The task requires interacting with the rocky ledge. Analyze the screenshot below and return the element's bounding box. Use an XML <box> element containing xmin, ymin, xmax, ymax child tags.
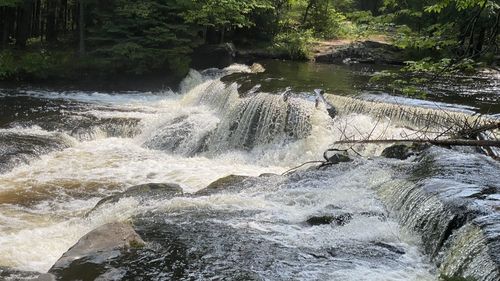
<box><xmin>314</xmin><ymin>40</ymin><xmax>405</xmax><ymax>65</ymax></box>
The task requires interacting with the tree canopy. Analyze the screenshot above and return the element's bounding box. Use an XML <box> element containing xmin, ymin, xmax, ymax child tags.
<box><xmin>0</xmin><ymin>0</ymin><xmax>498</xmax><ymax>81</ymax></box>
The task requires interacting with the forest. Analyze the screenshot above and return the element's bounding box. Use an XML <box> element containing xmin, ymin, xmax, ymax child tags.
<box><xmin>0</xmin><ymin>0</ymin><xmax>499</xmax><ymax>82</ymax></box>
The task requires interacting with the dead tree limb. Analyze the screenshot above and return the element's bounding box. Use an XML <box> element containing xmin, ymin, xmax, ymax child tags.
<box><xmin>334</xmin><ymin>139</ymin><xmax>500</xmax><ymax>147</ymax></box>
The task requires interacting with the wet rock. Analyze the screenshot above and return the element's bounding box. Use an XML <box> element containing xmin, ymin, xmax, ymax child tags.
<box><xmin>381</xmin><ymin>144</ymin><xmax>414</xmax><ymax>160</ymax></box>
<box><xmin>381</xmin><ymin>143</ymin><xmax>430</xmax><ymax>160</ymax></box>
<box><xmin>373</xmin><ymin>242</ymin><xmax>405</xmax><ymax>255</ymax></box>
<box><xmin>326</xmin><ymin>153</ymin><xmax>352</xmax><ymax>164</ymax></box>
<box><xmin>88</xmin><ymin>183</ymin><xmax>182</xmax><ymax>215</ymax></box>
<box><xmin>306</xmin><ymin>213</ymin><xmax>353</xmax><ymax>226</ymax></box>
<box><xmin>195</xmin><ymin>175</ymin><xmax>250</xmax><ymax>196</ymax></box>
<box><xmin>258</xmin><ymin>173</ymin><xmax>279</xmax><ymax>178</ymax></box>
<box><xmin>315</xmin><ymin>40</ymin><xmax>404</xmax><ymax>65</ymax></box>
<box><xmin>0</xmin><ymin>266</ymin><xmax>41</xmax><ymax>280</ymax></box>
<box><xmin>0</xmin><ymin>132</ymin><xmax>73</xmax><ymax>174</ymax></box>
<box><xmin>48</xmin><ymin>222</ymin><xmax>145</xmax><ymax>280</ymax></box>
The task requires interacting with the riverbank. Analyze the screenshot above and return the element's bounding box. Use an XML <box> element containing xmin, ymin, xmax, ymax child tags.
<box><xmin>0</xmin><ymin>38</ymin><xmax>405</xmax><ymax>91</ymax></box>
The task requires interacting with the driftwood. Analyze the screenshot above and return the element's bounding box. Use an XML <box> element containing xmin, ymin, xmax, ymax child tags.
<box><xmin>334</xmin><ymin>139</ymin><xmax>500</xmax><ymax>147</ymax></box>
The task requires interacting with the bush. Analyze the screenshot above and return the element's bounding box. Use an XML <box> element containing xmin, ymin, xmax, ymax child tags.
<box><xmin>272</xmin><ymin>29</ymin><xmax>315</xmax><ymax>60</ymax></box>
<box><xmin>0</xmin><ymin>50</ymin><xmax>18</xmax><ymax>79</ymax></box>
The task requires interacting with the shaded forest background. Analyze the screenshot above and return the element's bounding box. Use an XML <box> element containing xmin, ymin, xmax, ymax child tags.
<box><xmin>0</xmin><ymin>0</ymin><xmax>499</xmax><ymax>82</ymax></box>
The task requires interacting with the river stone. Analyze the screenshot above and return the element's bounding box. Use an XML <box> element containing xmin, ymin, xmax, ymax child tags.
<box><xmin>306</xmin><ymin>213</ymin><xmax>353</xmax><ymax>226</ymax></box>
<box><xmin>381</xmin><ymin>144</ymin><xmax>414</xmax><ymax>160</ymax></box>
<box><xmin>89</xmin><ymin>183</ymin><xmax>182</xmax><ymax>214</ymax></box>
<box><xmin>250</xmin><ymin>63</ymin><xmax>265</xmax><ymax>73</ymax></box>
<box><xmin>47</xmin><ymin>222</ymin><xmax>144</xmax><ymax>280</ymax></box>
<box><xmin>195</xmin><ymin>175</ymin><xmax>250</xmax><ymax>196</ymax></box>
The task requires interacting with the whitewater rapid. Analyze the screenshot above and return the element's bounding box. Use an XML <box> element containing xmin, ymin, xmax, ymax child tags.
<box><xmin>0</xmin><ymin>64</ymin><xmax>441</xmax><ymax>280</ymax></box>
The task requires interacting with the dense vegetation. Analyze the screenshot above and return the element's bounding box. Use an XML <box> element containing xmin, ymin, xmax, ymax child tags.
<box><xmin>0</xmin><ymin>0</ymin><xmax>498</xmax><ymax>82</ymax></box>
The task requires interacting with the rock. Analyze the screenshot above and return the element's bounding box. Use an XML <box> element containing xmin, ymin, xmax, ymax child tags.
<box><xmin>88</xmin><ymin>183</ymin><xmax>182</xmax><ymax>215</ymax></box>
<box><xmin>250</xmin><ymin>63</ymin><xmax>265</xmax><ymax>73</ymax></box>
<box><xmin>326</xmin><ymin>153</ymin><xmax>352</xmax><ymax>164</ymax></box>
<box><xmin>381</xmin><ymin>143</ymin><xmax>430</xmax><ymax>160</ymax></box>
<box><xmin>314</xmin><ymin>40</ymin><xmax>404</xmax><ymax>65</ymax></box>
<box><xmin>0</xmin><ymin>266</ymin><xmax>42</xmax><ymax>280</ymax></box>
<box><xmin>195</xmin><ymin>175</ymin><xmax>250</xmax><ymax>196</ymax></box>
<box><xmin>381</xmin><ymin>144</ymin><xmax>414</xmax><ymax>160</ymax></box>
<box><xmin>35</xmin><ymin>273</ymin><xmax>56</xmax><ymax>281</ymax></box>
<box><xmin>258</xmin><ymin>173</ymin><xmax>279</xmax><ymax>178</ymax></box>
<box><xmin>306</xmin><ymin>213</ymin><xmax>353</xmax><ymax>226</ymax></box>
<box><xmin>48</xmin><ymin>222</ymin><xmax>145</xmax><ymax>279</ymax></box>
<box><xmin>236</xmin><ymin>48</ymin><xmax>291</xmax><ymax>61</ymax></box>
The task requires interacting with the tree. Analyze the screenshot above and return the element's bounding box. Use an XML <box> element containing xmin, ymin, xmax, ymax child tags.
<box><xmin>182</xmin><ymin>0</ymin><xmax>272</xmax><ymax>43</ymax></box>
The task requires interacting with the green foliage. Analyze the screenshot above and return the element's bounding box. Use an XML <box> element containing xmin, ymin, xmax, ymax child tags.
<box><xmin>0</xmin><ymin>0</ymin><xmax>21</xmax><ymax>7</ymax></box>
<box><xmin>0</xmin><ymin>50</ymin><xmax>18</xmax><ymax>79</ymax></box>
<box><xmin>183</xmin><ymin>0</ymin><xmax>272</xmax><ymax>29</ymax></box>
<box><xmin>0</xmin><ymin>50</ymin><xmax>74</xmax><ymax>80</ymax></box>
<box><xmin>87</xmin><ymin>0</ymin><xmax>197</xmax><ymax>77</ymax></box>
<box><xmin>272</xmin><ymin>29</ymin><xmax>315</xmax><ymax>60</ymax></box>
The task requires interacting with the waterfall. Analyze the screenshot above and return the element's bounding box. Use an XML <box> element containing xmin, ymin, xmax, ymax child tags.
<box><xmin>377</xmin><ymin>147</ymin><xmax>500</xmax><ymax>281</ymax></box>
<box><xmin>326</xmin><ymin>94</ymin><xmax>497</xmax><ymax>130</ymax></box>
<box><xmin>143</xmin><ymin>69</ymin><xmax>324</xmax><ymax>154</ymax></box>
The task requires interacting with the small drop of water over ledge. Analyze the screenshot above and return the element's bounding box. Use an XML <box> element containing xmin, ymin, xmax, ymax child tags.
<box><xmin>0</xmin><ymin>62</ymin><xmax>498</xmax><ymax>280</ymax></box>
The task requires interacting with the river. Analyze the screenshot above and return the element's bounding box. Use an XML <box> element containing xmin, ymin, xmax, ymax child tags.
<box><xmin>0</xmin><ymin>61</ymin><xmax>499</xmax><ymax>280</ymax></box>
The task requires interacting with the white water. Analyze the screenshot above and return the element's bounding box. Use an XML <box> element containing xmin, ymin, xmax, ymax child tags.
<box><xmin>0</xmin><ymin>65</ymin><xmax>437</xmax><ymax>279</ymax></box>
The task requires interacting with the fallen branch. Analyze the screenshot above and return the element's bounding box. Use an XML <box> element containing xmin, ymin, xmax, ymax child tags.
<box><xmin>334</xmin><ymin>139</ymin><xmax>500</xmax><ymax>147</ymax></box>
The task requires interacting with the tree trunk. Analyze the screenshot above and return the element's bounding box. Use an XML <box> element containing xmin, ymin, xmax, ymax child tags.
<box><xmin>219</xmin><ymin>26</ymin><xmax>225</xmax><ymax>44</ymax></box>
<box><xmin>46</xmin><ymin>0</ymin><xmax>57</xmax><ymax>43</ymax></box>
<box><xmin>78</xmin><ymin>0</ymin><xmax>85</xmax><ymax>56</ymax></box>
<box><xmin>16</xmin><ymin>3</ymin><xmax>33</xmax><ymax>48</ymax></box>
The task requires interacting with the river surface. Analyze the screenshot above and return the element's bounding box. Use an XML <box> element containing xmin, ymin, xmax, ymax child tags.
<box><xmin>0</xmin><ymin>61</ymin><xmax>499</xmax><ymax>280</ymax></box>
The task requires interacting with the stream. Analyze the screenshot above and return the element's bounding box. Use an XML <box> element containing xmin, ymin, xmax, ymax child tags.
<box><xmin>0</xmin><ymin>61</ymin><xmax>499</xmax><ymax>281</ymax></box>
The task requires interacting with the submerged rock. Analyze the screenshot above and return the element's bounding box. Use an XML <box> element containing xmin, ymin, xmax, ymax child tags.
<box><xmin>88</xmin><ymin>183</ymin><xmax>182</xmax><ymax>215</ymax></box>
<box><xmin>47</xmin><ymin>222</ymin><xmax>144</xmax><ymax>280</ymax></box>
<box><xmin>195</xmin><ymin>175</ymin><xmax>250</xmax><ymax>196</ymax></box>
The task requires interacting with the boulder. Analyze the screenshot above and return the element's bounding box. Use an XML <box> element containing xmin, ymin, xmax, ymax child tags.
<box><xmin>306</xmin><ymin>213</ymin><xmax>353</xmax><ymax>226</ymax></box>
<box><xmin>47</xmin><ymin>222</ymin><xmax>144</xmax><ymax>280</ymax></box>
<box><xmin>381</xmin><ymin>144</ymin><xmax>414</xmax><ymax>160</ymax></box>
<box><xmin>195</xmin><ymin>175</ymin><xmax>250</xmax><ymax>196</ymax></box>
<box><xmin>381</xmin><ymin>143</ymin><xmax>430</xmax><ymax>160</ymax></box>
<box><xmin>88</xmin><ymin>183</ymin><xmax>182</xmax><ymax>215</ymax></box>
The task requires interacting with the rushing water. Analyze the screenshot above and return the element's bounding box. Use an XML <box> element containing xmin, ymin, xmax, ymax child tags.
<box><xmin>0</xmin><ymin>62</ymin><xmax>498</xmax><ymax>280</ymax></box>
